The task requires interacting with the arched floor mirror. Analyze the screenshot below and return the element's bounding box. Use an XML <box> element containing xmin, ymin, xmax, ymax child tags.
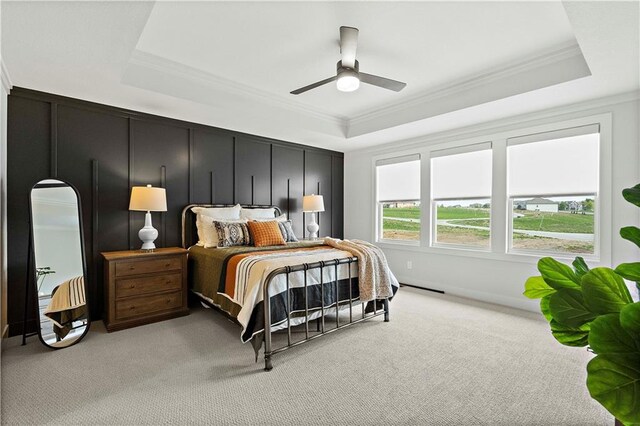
<box><xmin>25</xmin><ymin>178</ymin><xmax>91</xmax><ymax>348</ymax></box>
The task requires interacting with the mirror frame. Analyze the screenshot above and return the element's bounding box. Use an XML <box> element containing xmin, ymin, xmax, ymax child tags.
<box><xmin>28</xmin><ymin>178</ymin><xmax>91</xmax><ymax>349</ymax></box>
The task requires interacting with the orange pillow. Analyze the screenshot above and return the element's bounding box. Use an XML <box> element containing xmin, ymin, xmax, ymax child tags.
<box><xmin>247</xmin><ymin>220</ymin><xmax>286</xmax><ymax>247</ymax></box>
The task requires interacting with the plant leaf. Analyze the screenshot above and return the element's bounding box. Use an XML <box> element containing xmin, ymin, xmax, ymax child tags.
<box><xmin>538</xmin><ymin>257</ymin><xmax>581</xmax><ymax>289</ymax></box>
<box><xmin>523</xmin><ymin>276</ymin><xmax>556</xmax><ymax>299</ymax></box>
<box><xmin>589</xmin><ymin>313</ymin><xmax>640</xmax><ymax>355</ymax></box>
<box><xmin>615</xmin><ymin>263</ymin><xmax>640</xmax><ymax>282</ymax></box>
<box><xmin>622</xmin><ymin>183</ymin><xmax>640</xmax><ymax>208</ymax></box>
<box><xmin>549</xmin><ymin>288</ymin><xmax>596</xmax><ymax>328</ymax></box>
<box><xmin>587</xmin><ymin>354</ymin><xmax>640</xmax><ymax>424</ymax></box>
<box><xmin>550</xmin><ymin>319</ymin><xmax>590</xmax><ymax>347</ymax></box>
<box><xmin>572</xmin><ymin>256</ymin><xmax>590</xmax><ymax>278</ymax></box>
<box><xmin>582</xmin><ymin>267</ymin><xmax>633</xmax><ymax>314</ymax></box>
<box><xmin>540</xmin><ymin>295</ymin><xmax>553</xmax><ymax>322</ymax></box>
<box><xmin>620</xmin><ymin>226</ymin><xmax>640</xmax><ymax>249</ymax></box>
<box><xmin>620</xmin><ymin>302</ymin><xmax>640</xmax><ymax>336</ymax></box>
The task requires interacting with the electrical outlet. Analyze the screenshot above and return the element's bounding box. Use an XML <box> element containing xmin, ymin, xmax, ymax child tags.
<box><xmin>407</xmin><ymin>260</ymin><xmax>412</xmax><ymax>270</ymax></box>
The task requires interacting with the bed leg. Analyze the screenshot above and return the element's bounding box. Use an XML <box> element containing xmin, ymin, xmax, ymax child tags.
<box><xmin>384</xmin><ymin>299</ymin><xmax>390</xmax><ymax>322</ymax></box>
<box><xmin>264</xmin><ymin>353</ymin><xmax>273</xmax><ymax>371</ymax></box>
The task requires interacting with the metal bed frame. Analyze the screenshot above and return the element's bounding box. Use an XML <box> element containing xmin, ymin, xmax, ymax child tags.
<box><xmin>182</xmin><ymin>204</ymin><xmax>390</xmax><ymax>371</ymax></box>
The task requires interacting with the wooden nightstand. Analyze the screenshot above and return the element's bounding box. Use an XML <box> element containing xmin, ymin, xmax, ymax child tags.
<box><xmin>102</xmin><ymin>247</ymin><xmax>189</xmax><ymax>332</ymax></box>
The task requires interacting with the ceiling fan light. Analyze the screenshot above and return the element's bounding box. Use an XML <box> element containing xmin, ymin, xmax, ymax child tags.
<box><xmin>336</xmin><ymin>70</ymin><xmax>360</xmax><ymax>92</ymax></box>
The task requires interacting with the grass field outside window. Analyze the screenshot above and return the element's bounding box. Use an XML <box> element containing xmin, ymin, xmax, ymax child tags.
<box><xmin>509</xmin><ymin>195</ymin><xmax>596</xmax><ymax>254</ymax></box>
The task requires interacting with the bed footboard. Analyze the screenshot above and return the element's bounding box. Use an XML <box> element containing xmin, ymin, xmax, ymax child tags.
<box><xmin>262</xmin><ymin>257</ymin><xmax>390</xmax><ymax>371</ymax></box>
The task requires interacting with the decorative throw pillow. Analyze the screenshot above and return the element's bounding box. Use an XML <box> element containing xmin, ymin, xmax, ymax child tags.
<box><xmin>213</xmin><ymin>220</ymin><xmax>252</xmax><ymax>247</ymax></box>
<box><xmin>277</xmin><ymin>220</ymin><xmax>299</xmax><ymax>242</ymax></box>
<box><xmin>247</xmin><ymin>221</ymin><xmax>286</xmax><ymax>247</ymax></box>
<box><xmin>200</xmin><ymin>218</ymin><xmax>247</xmax><ymax>248</ymax></box>
<box><xmin>240</xmin><ymin>207</ymin><xmax>276</xmax><ymax>220</ymax></box>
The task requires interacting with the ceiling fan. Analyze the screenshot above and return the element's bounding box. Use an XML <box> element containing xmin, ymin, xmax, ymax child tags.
<box><xmin>290</xmin><ymin>26</ymin><xmax>407</xmax><ymax>95</ymax></box>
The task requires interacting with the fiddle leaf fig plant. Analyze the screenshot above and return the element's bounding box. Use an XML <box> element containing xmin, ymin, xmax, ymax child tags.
<box><xmin>524</xmin><ymin>183</ymin><xmax>640</xmax><ymax>425</ymax></box>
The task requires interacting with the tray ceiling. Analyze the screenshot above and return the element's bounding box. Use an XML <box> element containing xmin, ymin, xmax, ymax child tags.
<box><xmin>2</xmin><ymin>1</ymin><xmax>638</xmax><ymax>151</ymax></box>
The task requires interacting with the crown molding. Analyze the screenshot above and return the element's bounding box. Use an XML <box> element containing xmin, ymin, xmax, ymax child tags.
<box><xmin>127</xmin><ymin>50</ymin><xmax>347</xmax><ymax>127</ymax></box>
<box><xmin>347</xmin><ymin>42</ymin><xmax>588</xmax><ymax>136</ymax></box>
<box><xmin>348</xmin><ymin>89</ymin><xmax>639</xmax><ymax>156</ymax></box>
<box><xmin>1</xmin><ymin>61</ymin><xmax>13</xmax><ymax>93</ymax></box>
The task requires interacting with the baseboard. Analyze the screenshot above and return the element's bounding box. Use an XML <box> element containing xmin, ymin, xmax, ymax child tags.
<box><xmin>395</xmin><ymin>274</ymin><xmax>539</xmax><ymax>313</ymax></box>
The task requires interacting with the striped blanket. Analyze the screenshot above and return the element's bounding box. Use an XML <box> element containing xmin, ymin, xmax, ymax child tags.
<box><xmin>221</xmin><ymin>246</ymin><xmax>360</xmax><ymax>343</ymax></box>
<box><xmin>44</xmin><ymin>276</ymin><xmax>87</xmax><ymax>339</ymax></box>
<box><xmin>189</xmin><ymin>242</ymin><xmax>399</xmax><ymax>347</ymax></box>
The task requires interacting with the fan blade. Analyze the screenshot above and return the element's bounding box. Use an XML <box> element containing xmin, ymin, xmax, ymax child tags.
<box><xmin>339</xmin><ymin>26</ymin><xmax>359</xmax><ymax>69</ymax></box>
<box><xmin>290</xmin><ymin>76</ymin><xmax>337</xmax><ymax>95</ymax></box>
<box><xmin>360</xmin><ymin>72</ymin><xmax>406</xmax><ymax>92</ymax></box>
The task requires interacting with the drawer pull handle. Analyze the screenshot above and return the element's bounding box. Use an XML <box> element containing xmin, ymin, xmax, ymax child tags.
<box><xmin>166</xmin><ymin>299</ymin><xmax>171</xmax><ymax>303</ymax></box>
<box><xmin>130</xmin><ymin>285</ymin><xmax>135</xmax><ymax>289</ymax></box>
<box><xmin>129</xmin><ymin>266</ymin><xmax>135</xmax><ymax>270</ymax></box>
<box><xmin>130</xmin><ymin>306</ymin><xmax>135</xmax><ymax>310</ymax></box>
<box><xmin>165</xmin><ymin>263</ymin><xmax>171</xmax><ymax>267</ymax></box>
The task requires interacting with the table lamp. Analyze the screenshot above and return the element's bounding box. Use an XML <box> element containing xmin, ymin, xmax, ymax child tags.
<box><xmin>303</xmin><ymin>194</ymin><xmax>325</xmax><ymax>239</ymax></box>
<box><xmin>129</xmin><ymin>184</ymin><xmax>167</xmax><ymax>250</ymax></box>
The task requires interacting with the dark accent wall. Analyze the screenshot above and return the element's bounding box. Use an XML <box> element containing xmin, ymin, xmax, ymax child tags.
<box><xmin>7</xmin><ymin>87</ymin><xmax>344</xmax><ymax>335</ymax></box>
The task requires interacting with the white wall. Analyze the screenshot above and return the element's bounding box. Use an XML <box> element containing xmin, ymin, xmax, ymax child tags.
<box><xmin>345</xmin><ymin>93</ymin><xmax>640</xmax><ymax>312</ymax></box>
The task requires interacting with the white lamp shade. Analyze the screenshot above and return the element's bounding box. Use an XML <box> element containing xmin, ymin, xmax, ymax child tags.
<box><xmin>303</xmin><ymin>194</ymin><xmax>325</xmax><ymax>212</ymax></box>
<box><xmin>129</xmin><ymin>185</ymin><xmax>167</xmax><ymax>212</ymax></box>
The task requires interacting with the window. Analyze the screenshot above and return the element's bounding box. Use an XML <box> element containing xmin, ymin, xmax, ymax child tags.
<box><xmin>430</xmin><ymin>143</ymin><xmax>492</xmax><ymax>249</ymax></box>
<box><xmin>507</xmin><ymin>124</ymin><xmax>599</xmax><ymax>255</ymax></box>
<box><xmin>376</xmin><ymin>155</ymin><xmax>420</xmax><ymax>242</ymax></box>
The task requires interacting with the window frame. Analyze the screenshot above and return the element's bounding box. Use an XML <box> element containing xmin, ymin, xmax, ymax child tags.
<box><xmin>429</xmin><ymin>143</ymin><xmax>493</xmax><ymax>251</ymax></box>
<box><xmin>374</xmin><ymin>153</ymin><xmax>422</xmax><ymax>246</ymax></box>
<box><xmin>371</xmin><ymin>113</ymin><xmax>612</xmax><ymax>265</ymax></box>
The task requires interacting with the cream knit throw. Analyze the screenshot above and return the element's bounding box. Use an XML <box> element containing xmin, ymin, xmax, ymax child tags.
<box><xmin>323</xmin><ymin>238</ymin><xmax>397</xmax><ymax>302</ymax></box>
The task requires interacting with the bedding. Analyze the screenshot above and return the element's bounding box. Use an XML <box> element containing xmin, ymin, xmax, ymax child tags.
<box><xmin>189</xmin><ymin>241</ymin><xmax>399</xmax><ymax>344</ymax></box>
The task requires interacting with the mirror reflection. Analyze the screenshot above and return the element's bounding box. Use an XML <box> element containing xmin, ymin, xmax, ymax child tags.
<box><xmin>31</xmin><ymin>179</ymin><xmax>90</xmax><ymax>348</ymax></box>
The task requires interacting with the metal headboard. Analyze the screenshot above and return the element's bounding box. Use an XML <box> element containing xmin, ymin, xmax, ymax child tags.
<box><xmin>181</xmin><ymin>204</ymin><xmax>283</xmax><ymax>248</ymax></box>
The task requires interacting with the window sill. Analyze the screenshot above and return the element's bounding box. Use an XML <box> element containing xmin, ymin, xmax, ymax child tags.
<box><xmin>375</xmin><ymin>241</ymin><xmax>604</xmax><ymax>266</ymax></box>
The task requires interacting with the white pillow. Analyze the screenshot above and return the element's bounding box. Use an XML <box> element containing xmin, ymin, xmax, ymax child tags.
<box><xmin>192</xmin><ymin>205</ymin><xmax>241</xmax><ymax>245</ymax></box>
<box><xmin>240</xmin><ymin>207</ymin><xmax>276</xmax><ymax>219</ymax></box>
<box><xmin>192</xmin><ymin>204</ymin><xmax>241</xmax><ymax>219</ymax></box>
<box><xmin>199</xmin><ymin>217</ymin><xmax>248</xmax><ymax>248</ymax></box>
<box><xmin>252</xmin><ymin>214</ymin><xmax>287</xmax><ymax>222</ymax></box>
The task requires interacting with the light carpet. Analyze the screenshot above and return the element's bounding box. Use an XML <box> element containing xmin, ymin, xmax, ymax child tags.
<box><xmin>1</xmin><ymin>287</ymin><xmax>611</xmax><ymax>425</ymax></box>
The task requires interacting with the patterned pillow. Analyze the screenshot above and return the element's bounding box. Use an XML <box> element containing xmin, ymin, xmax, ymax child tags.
<box><xmin>247</xmin><ymin>221</ymin><xmax>286</xmax><ymax>247</ymax></box>
<box><xmin>278</xmin><ymin>220</ymin><xmax>299</xmax><ymax>242</ymax></box>
<box><xmin>201</xmin><ymin>218</ymin><xmax>247</xmax><ymax>248</ymax></box>
<box><xmin>213</xmin><ymin>221</ymin><xmax>252</xmax><ymax>247</ymax></box>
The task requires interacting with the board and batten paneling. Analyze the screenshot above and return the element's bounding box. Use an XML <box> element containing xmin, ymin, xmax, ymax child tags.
<box><xmin>6</xmin><ymin>96</ymin><xmax>51</xmax><ymax>331</ymax></box>
<box><xmin>304</xmin><ymin>151</ymin><xmax>332</xmax><ymax>238</ymax></box>
<box><xmin>6</xmin><ymin>87</ymin><xmax>343</xmax><ymax>335</ymax></box>
<box><xmin>130</xmin><ymin>119</ymin><xmax>190</xmax><ymax>249</ymax></box>
<box><xmin>272</xmin><ymin>145</ymin><xmax>304</xmax><ymax>237</ymax></box>
<box><xmin>57</xmin><ymin>104</ymin><xmax>130</xmax><ymax>319</ymax></box>
<box><xmin>190</xmin><ymin>129</ymin><xmax>234</xmax><ymax>205</ymax></box>
<box><xmin>234</xmin><ymin>137</ymin><xmax>271</xmax><ymax>205</ymax></box>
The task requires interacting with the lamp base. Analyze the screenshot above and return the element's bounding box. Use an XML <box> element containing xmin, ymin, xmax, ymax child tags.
<box><xmin>139</xmin><ymin>211</ymin><xmax>158</xmax><ymax>251</ymax></box>
<box><xmin>306</xmin><ymin>213</ymin><xmax>319</xmax><ymax>240</ymax></box>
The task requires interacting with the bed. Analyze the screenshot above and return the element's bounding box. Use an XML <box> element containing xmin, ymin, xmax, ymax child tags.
<box><xmin>182</xmin><ymin>204</ymin><xmax>398</xmax><ymax>370</ymax></box>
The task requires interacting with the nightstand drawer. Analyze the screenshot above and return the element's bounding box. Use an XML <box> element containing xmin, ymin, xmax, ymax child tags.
<box><xmin>115</xmin><ymin>291</ymin><xmax>182</xmax><ymax>320</ymax></box>
<box><xmin>116</xmin><ymin>273</ymin><xmax>182</xmax><ymax>299</ymax></box>
<box><xmin>115</xmin><ymin>257</ymin><xmax>182</xmax><ymax>277</ymax></box>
